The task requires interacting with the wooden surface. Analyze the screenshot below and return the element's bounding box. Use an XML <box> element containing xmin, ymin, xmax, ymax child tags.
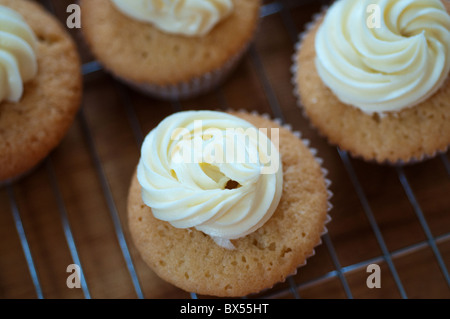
<box><xmin>0</xmin><ymin>0</ymin><xmax>449</xmax><ymax>299</ymax></box>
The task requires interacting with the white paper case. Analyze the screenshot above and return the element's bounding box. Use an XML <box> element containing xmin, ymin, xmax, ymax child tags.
<box><xmin>118</xmin><ymin>41</ymin><xmax>251</xmax><ymax>101</ymax></box>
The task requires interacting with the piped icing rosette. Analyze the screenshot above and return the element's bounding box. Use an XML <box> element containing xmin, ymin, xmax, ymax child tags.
<box><xmin>0</xmin><ymin>5</ymin><xmax>38</xmax><ymax>103</ymax></box>
<box><xmin>111</xmin><ymin>0</ymin><xmax>233</xmax><ymax>36</ymax></box>
<box><xmin>137</xmin><ymin>111</ymin><xmax>283</xmax><ymax>249</ymax></box>
<box><xmin>315</xmin><ymin>0</ymin><xmax>450</xmax><ymax>114</ymax></box>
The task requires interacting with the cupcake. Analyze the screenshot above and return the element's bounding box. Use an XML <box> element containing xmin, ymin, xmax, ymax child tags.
<box><xmin>0</xmin><ymin>0</ymin><xmax>82</xmax><ymax>183</ymax></box>
<box><xmin>127</xmin><ymin>110</ymin><xmax>331</xmax><ymax>297</ymax></box>
<box><xmin>80</xmin><ymin>0</ymin><xmax>261</xmax><ymax>100</ymax></box>
<box><xmin>293</xmin><ymin>0</ymin><xmax>450</xmax><ymax>164</ymax></box>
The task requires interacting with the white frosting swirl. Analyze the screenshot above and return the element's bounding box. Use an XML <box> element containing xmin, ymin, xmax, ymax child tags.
<box><xmin>0</xmin><ymin>5</ymin><xmax>38</xmax><ymax>103</ymax></box>
<box><xmin>111</xmin><ymin>0</ymin><xmax>233</xmax><ymax>36</ymax></box>
<box><xmin>315</xmin><ymin>0</ymin><xmax>450</xmax><ymax>114</ymax></box>
<box><xmin>137</xmin><ymin>111</ymin><xmax>283</xmax><ymax>248</ymax></box>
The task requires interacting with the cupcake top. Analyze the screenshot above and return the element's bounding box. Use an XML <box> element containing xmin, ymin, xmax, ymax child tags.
<box><xmin>111</xmin><ymin>0</ymin><xmax>233</xmax><ymax>36</ymax></box>
<box><xmin>0</xmin><ymin>5</ymin><xmax>38</xmax><ymax>103</ymax></box>
<box><xmin>81</xmin><ymin>0</ymin><xmax>260</xmax><ymax>86</ymax></box>
<box><xmin>137</xmin><ymin>111</ymin><xmax>283</xmax><ymax>249</ymax></box>
<box><xmin>315</xmin><ymin>0</ymin><xmax>450</xmax><ymax>114</ymax></box>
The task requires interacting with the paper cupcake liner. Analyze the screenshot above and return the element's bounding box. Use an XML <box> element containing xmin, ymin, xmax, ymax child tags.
<box><xmin>115</xmin><ymin>39</ymin><xmax>252</xmax><ymax>101</ymax></box>
<box><xmin>379</xmin><ymin>145</ymin><xmax>450</xmax><ymax>166</ymax></box>
<box><xmin>230</xmin><ymin>109</ymin><xmax>333</xmax><ymax>297</ymax></box>
<box><xmin>0</xmin><ymin>167</ymin><xmax>34</xmax><ymax>188</ymax></box>
<box><xmin>290</xmin><ymin>11</ymin><xmax>449</xmax><ymax>166</ymax></box>
<box><xmin>0</xmin><ymin>161</ymin><xmax>42</xmax><ymax>188</ymax></box>
<box><xmin>0</xmin><ymin>176</ymin><xmax>20</xmax><ymax>188</ymax></box>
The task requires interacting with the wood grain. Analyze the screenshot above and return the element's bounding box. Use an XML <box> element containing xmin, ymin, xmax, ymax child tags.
<box><xmin>0</xmin><ymin>0</ymin><xmax>448</xmax><ymax>299</ymax></box>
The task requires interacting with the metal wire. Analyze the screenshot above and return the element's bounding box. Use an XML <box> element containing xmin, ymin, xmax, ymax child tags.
<box><xmin>115</xmin><ymin>82</ymin><xmax>145</xmax><ymax>146</ymax></box>
<box><xmin>46</xmin><ymin>158</ymin><xmax>91</xmax><ymax>298</ymax></box>
<box><xmin>78</xmin><ymin>108</ymin><xmax>145</xmax><ymax>299</ymax></box>
<box><xmin>248</xmin><ymin>45</ymin><xmax>286</xmax><ymax>123</ymax></box>
<box><xmin>7</xmin><ymin>186</ymin><xmax>44</xmax><ymax>299</ymax></box>
<box><xmin>247</xmin><ymin>38</ymin><xmax>353</xmax><ymax>298</ymax></box>
<box><xmin>322</xmin><ymin>233</ymin><xmax>353</xmax><ymax>298</ymax></box>
<box><xmin>396</xmin><ymin>166</ymin><xmax>450</xmax><ymax>286</ymax></box>
<box><xmin>2</xmin><ymin>0</ymin><xmax>448</xmax><ymax>299</ymax></box>
<box><xmin>273</xmin><ymin>0</ymin><xmax>448</xmax><ymax>298</ymax></box>
<box><xmin>338</xmin><ymin>150</ymin><xmax>408</xmax><ymax>298</ymax></box>
<box><xmin>32</xmin><ymin>0</ymin><xmax>145</xmax><ymax>300</ymax></box>
<box><xmin>441</xmin><ymin>154</ymin><xmax>450</xmax><ymax>177</ymax></box>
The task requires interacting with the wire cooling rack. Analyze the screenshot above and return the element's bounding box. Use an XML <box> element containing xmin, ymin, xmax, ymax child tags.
<box><xmin>1</xmin><ymin>0</ymin><xmax>449</xmax><ymax>299</ymax></box>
